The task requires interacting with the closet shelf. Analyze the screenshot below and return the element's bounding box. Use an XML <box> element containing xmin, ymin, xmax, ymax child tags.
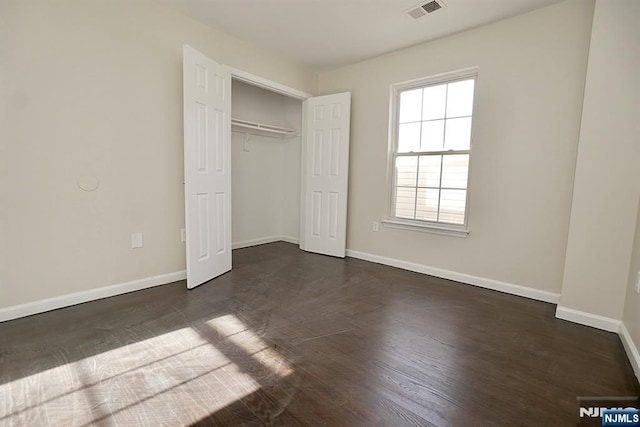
<box><xmin>231</xmin><ymin>118</ymin><xmax>299</xmax><ymax>139</ymax></box>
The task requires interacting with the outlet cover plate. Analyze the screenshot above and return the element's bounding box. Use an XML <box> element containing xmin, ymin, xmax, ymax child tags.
<box><xmin>131</xmin><ymin>232</ymin><xmax>144</xmax><ymax>249</ymax></box>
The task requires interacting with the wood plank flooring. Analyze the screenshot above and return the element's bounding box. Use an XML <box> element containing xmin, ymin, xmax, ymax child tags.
<box><xmin>1</xmin><ymin>242</ymin><xmax>638</xmax><ymax>426</ymax></box>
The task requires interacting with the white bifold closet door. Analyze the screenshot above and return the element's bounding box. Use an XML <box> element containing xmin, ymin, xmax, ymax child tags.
<box><xmin>183</xmin><ymin>45</ymin><xmax>352</xmax><ymax>288</ymax></box>
<box><xmin>183</xmin><ymin>45</ymin><xmax>232</xmax><ymax>289</ymax></box>
<box><xmin>301</xmin><ymin>93</ymin><xmax>351</xmax><ymax>258</ymax></box>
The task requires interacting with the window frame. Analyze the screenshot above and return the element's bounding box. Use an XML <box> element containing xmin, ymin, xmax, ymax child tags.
<box><xmin>384</xmin><ymin>67</ymin><xmax>478</xmax><ymax>238</ymax></box>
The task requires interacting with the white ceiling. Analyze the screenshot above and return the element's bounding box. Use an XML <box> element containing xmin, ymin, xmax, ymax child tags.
<box><xmin>156</xmin><ymin>0</ymin><xmax>565</xmax><ymax>70</ymax></box>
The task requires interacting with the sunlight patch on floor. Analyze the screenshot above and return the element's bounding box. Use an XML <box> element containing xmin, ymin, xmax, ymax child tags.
<box><xmin>206</xmin><ymin>314</ymin><xmax>295</xmax><ymax>378</ymax></box>
<box><xmin>1</xmin><ymin>326</ymin><xmax>261</xmax><ymax>426</ymax></box>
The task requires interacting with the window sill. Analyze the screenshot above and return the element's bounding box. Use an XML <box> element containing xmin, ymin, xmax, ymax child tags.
<box><xmin>381</xmin><ymin>219</ymin><xmax>470</xmax><ymax>238</ymax></box>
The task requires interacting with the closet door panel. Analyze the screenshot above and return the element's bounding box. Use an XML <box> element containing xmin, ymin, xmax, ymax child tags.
<box><xmin>302</xmin><ymin>92</ymin><xmax>351</xmax><ymax>257</ymax></box>
<box><xmin>183</xmin><ymin>45</ymin><xmax>232</xmax><ymax>289</ymax></box>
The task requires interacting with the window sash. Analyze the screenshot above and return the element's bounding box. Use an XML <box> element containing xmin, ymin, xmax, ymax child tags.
<box><xmin>395</xmin><ymin>150</ymin><xmax>470</xmax><ymax>157</ymax></box>
<box><xmin>398</xmin><ymin>114</ymin><xmax>472</xmax><ymax>125</ymax></box>
<box><xmin>389</xmin><ymin>71</ymin><xmax>476</xmax><ymax>228</ymax></box>
<box><xmin>391</xmin><ymin>186</ymin><xmax>468</xmax><ymax>225</ymax></box>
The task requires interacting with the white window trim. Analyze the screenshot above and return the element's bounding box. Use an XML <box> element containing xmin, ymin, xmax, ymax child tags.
<box><xmin>381</xmin><ymin>219</ymin><xmax>469</xmax><ymax>238</ymax></box>
<box><xmin>385</xmin><ymin>67</ymin><xmax>478</xmax><ymax>236</ymax></box>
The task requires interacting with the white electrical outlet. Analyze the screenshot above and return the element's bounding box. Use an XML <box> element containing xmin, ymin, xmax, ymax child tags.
<box><xmin>372</xmin><ymin>221</ymin><xmax>379</xmax><ymax>232</ymax></box>
<box><xmin>131</xmin><ymin>232</ymin><xmax>144</xmax><ymax>249</ymax></box>
<box><xmin>635</xmin><ymin>272</ymin><xmax>640</xmax><ymax>294</ymax></box>
<box><xmin>181</xmin><ymin>228</ymin><xmax>186</xmax><ymax>242</ymax></box>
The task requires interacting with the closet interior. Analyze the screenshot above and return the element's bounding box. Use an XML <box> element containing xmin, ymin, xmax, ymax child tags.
<box><xmin>230</xmin><ymin>80</ymin><xmax>303</xmax><ymax>248</ymax></box>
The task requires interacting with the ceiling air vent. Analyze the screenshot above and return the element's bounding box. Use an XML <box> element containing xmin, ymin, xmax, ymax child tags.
<box><xmin>405</xmin><ymin>0</ymin><xmax>446</xmax><ymax>20</ymax></box>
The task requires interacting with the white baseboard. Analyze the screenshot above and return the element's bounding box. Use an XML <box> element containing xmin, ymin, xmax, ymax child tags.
<box><xmin>555</xmin><ymin>306</ymin><xmax>621</xmax><ymax>333</ymax></box>
<box><xmin>232</xmin><ymin>235</ymin><xmax>299</xmax><ymax>250</ymax></box>
<box><xmin>1</xmin><ymin>236</ymin><xmax>300</xmax><ymax>323</ymax></box>
<box><xmin>280</xmin><ymin>235</ymin><xmax>300</xmax><ymax>245</ymax></box>
<box><xmin>232</xmin><ymin>236</ymin><xmax>282</xmax><ymax>249</ymax></box>
<box><xmin>0</xmin><ymin>270</ymin><xmax>186</xmax><ymax>323</ymax></box>
<box><xmin>345</xmin><ymin>249</ymin><xmax>560</xmax><ymax>304</ymax></box>
<box><xmin>619</xmin><ymin>323</ymin><xmax>640</xmax><ymax>382</ymax></box>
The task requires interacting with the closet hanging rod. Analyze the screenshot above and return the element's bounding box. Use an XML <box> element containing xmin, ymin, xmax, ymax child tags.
<box><xmin>231</xmin><ymin>129</ymin><xmax>282</xmax><ymax>141</ymax></box>
<box><xmin>231</xmin><ymin>118</ymin><xmax>299</xmax><ymax>137</ymax></box>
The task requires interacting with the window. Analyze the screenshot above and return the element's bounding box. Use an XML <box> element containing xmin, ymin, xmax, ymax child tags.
<box><xmin>387</xmin><ymin>70</ymin><xmax>476</xmax><ymax>235</ymax></box>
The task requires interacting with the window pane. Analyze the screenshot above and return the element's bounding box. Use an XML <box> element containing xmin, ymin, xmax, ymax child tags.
<box><xmin>399</xmin><ymin>88</ymin><xmax>422</xmax><ymax>123</ymax></box>
<box><xmin>444</xmin><ymin>117</ymin><xmax>472</xmax><ymax>151</ymax></box>
<box><xmin>441</xmin><ymin>154</ymin><xmax>469</xmax><ymax>189</ymax></box>
<box><xmin>439</xmin><ymin>189</ymin><xmax>467</xmax><ymax>224</ymax></box>
<box><xmin>398</xmin><ymin>122</ymin><xmax>421</xmax><ymax>153</ymax></box>
<box><xmin>420</xmin><ymin>120</ymin><xmax>444</xmax><ymax>151</ymax></box>
<box><xmin>395</xmin><ymin>187</ymin><xmax>416</xmax><ymax>219</ymax></box>
<box><xmin>416</xmin><ymin>188</ymin><xmax>439</xmax><ymax>221</ymax></box>
<box><xmin>392</xmin><ymin>75</ymin><xmax>474</xmax><ymax>227</ymax></box>
<box><xmin>446</xmin><ymin>79</ymin><xmax>475</xmax><ymax>118</ymax></box>
<box><xmin>395</xmin><ymin>156</ymin><xmax>418</xmax><ymax>187</ymax></box>
<box><xmin>418</xmin><ymin>155</ymin><xmax>441</xmax><ymax>187</ymax></box>
<box><xmin>422</xmin><ymin>84</ymin><xmax>446</xmax><ymax>120</ymax></box>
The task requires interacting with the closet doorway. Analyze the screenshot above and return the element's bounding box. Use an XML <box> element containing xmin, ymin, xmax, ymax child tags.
<box><xmin>183</xmin><ymin>45</ymin><xmax>351</xmax><ymax>289</ymax></box>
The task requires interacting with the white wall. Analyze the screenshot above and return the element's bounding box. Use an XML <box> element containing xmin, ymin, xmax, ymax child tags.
<box><xmin>559</xmin><ymin>0</ymin><xmax>640</xmax><ymax>320</ymax></box>
<box><xmin>230</xmin><ymin>81</ymin><xmax>302</xmax><ymax>246</ymax></box>
<box><xmin>318</xmin><ymin>0</ymin><xmax>594</xmax><ymax>295</ymax></box>
<box><xmin>624</xmin><ymin>197</ymin><xmax>640</xmax><ymax>364</ymax></box>
<box><xmin>0</xmin><ymin>0</ymin><xmax>316</xmax><ymax>309</ymax></box>
<box><xmin>281</xmin><ymin>97</ymin><xmax>303</xmax><ymax>242</ymax></box>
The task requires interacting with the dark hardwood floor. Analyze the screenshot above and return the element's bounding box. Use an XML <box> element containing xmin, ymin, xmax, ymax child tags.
<box><xmin>1</xmin><ymin>242</ymin><xmax>638</xmax><ymax>426</ymax></box>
